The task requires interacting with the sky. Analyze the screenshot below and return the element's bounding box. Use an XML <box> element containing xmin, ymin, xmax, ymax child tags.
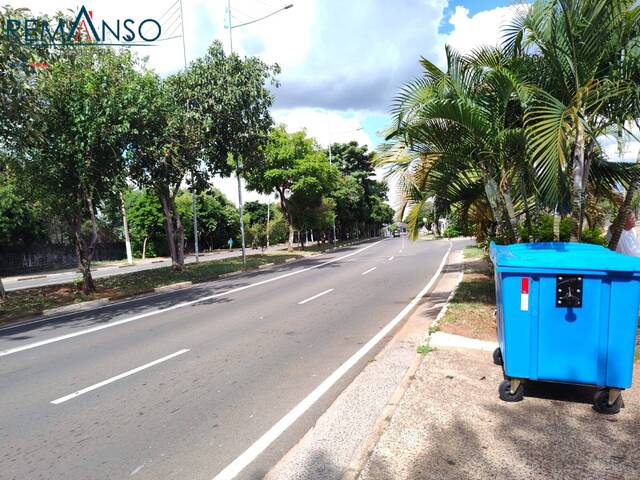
<box><xmin>9</xmin><ymin>0</ymin><xmax>531</xmax><ymax>206</ymax></box>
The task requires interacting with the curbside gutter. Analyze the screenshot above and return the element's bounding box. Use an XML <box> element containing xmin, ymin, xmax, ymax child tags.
<box><xmin>343</xmin><ymin>244</ymin><xmax>466</xmax><ymax>480</ymax></box>
<box><xmin>42</xmin><ymin>298</ymin><xmax>110</xmax><ymax>316</ymax></box>
<box><xmin>153</xmin><ymin>281</ymin><xmax>192</xmax><ymax>293</ymax></box>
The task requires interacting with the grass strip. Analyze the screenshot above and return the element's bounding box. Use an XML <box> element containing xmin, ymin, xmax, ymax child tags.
<box><xmin>0</xmin><ymin>253</ymin><xmax>299</xmax><ymax>324</ymax></box>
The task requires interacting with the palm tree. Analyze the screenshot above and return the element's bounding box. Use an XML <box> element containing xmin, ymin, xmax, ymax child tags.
<box><xmin>504</xmin><ymin>0</ymin><xmax>640</xmax><ymax>240</ymax></box>
<box><xmin>379</xmin><ymin>47</ymin><xmax>529</xmax><ymax>242</ymax></box>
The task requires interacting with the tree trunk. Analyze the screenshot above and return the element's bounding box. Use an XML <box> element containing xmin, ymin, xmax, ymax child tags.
<box><xmin>580</xmin><ymin>141</ymin><xmax>594</xmax><ymax>230</ymax></box>
<box><xmin>170</xmin><ymin>192</ymin><xmax>185</xmax><ymax>269</ymax></box>
<box><xmin>71</xmin><ymin>190</ymin><xmax>99</xmax><ymax>293</ymax></box>
<box><xmin>158</xmin><ymin>189</ymin><xmax>181</xmax><ymax>271</ymax></box>
<box><xmin>142</xmin><ymin>236</ymin><xmax>148</xmax><ymax>260</ymax></box>
<box><xmin>483</xmin><ymin>176</ymin><xmax>503</xmax><ymax>225</ymax></box>
<box><xmin>571</xmin><ymin>122</ymin><xmax>586</xmax><ymax>241</ymax></box>
<box><xmin>501</xmin><ymin>188</ymin><xmax>520</xmax><ymax>243</ymax></box>
<box><xmin>279</xmin><ymin>191</ymin><xmax>294</xmax><ymax>252</ymax></box>
<box><xmin>608</xmin><ymin>182</ymin><xmax>637</xmax><ymax>251</ymax></box>
<box><xmin>0</xmin><ymin>278</ymin><xmax>6</xmax><ymax>301</ymax></box>
<box><xmin>484</xmin><ymin>176</ymin><xmax>517</xmax><ymax>243</ymax></box>
<box><xmin>520</xmin><ymin>176</ymin><xmax>534</xmax><ymax>241</ymax></box>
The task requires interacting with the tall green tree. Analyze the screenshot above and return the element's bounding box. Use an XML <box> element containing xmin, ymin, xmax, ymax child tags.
<box><xmin>128</xmin><ymin>71</ymin><xmax>203</xmax><ymax>271</ymax></box>
<box><xmin>379</xmin><ymin>48</ymin><xmax>528</xmax><ymax>241</ymax></box>
<box><xmin>13</xmin><ymin>47</ymin><xmax>140</xmax><ymax>292</ymax></box>
<box><xmin>244</xmin><ymin>125</ymin><xmax>340</xmax><ymax>250</ymax></box>
<box><xmin>0</xmin><ymin>7</ymin><xmax>59</xmax><ymax>298</ymax></box>
<box><xmin>129</xmin><ymin>41</ymin><xmax>277</xmax><ymax>271</ymax></box>
<box><xmin>329</xmin><ymin>141</ymin><xmax>393</xmax><ymax>238</ymax></box>
<box><xmin>0</xmin><ymin>169</ymin><xmax>48</xmax><ymax>246</ymax></box>
<box><xmin>124</xmin><ymin>189</ymin><xmax>165</xmax><ymax>258</ymax></box>
<box><xmin>505</xmin><ymin>0</ymin><xmax>640</xmax><ymax>240</ymax></box>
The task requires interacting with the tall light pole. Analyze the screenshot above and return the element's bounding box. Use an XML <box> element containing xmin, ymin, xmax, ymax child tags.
<box><xmin>174</xmin><ymin>0</ymin><xmax>199</xmax><ymax>263</ymax></box>
<box><xmin>227</xmin><ymin>1</ymin><xmax>293</xmax><ymax>266</ymax></box>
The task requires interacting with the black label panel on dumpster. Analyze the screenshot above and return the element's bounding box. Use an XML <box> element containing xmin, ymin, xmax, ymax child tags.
<box><xmin>556</xmin><ymin>275</ymin><xmax>583</xmax><ymax>308</ymax></box>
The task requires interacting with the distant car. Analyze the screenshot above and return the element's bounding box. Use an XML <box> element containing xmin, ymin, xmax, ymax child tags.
<box><xmin>392</xmin><ymin>231</ymin><xmax>401</xmax><ymax>237</ymax></box>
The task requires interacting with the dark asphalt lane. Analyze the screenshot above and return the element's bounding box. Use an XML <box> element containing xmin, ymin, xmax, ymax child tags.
<box><xmin>0</xmin><ymin>237</ymin><xmax>451</xmax><ymax>480</ymax></box>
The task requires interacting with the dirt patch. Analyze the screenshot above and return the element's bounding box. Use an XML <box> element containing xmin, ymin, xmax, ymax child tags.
<box><xmin>439</xmin><ymin>258</ymin><xmax>496</xmax><ymax>341</ymax></box>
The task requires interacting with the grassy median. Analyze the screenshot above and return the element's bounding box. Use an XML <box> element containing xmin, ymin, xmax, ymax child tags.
<box><xmin>438</xmin><ymin>245</ymin><xmax>497</xmax><ymax>341</ymax></box>
<box><xmin>0</xmin><ymin>253</ymin><xmax>300</xmax><ymax>324</ymax></box>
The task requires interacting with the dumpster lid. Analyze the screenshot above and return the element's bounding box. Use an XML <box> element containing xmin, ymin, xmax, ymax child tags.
<box><xmin>490</xmin><ymin>242</ymin><xmax>640</xmax><ymax>274</ymax></box>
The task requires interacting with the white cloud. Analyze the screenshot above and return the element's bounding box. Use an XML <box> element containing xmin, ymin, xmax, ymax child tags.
<box><xmin>9</xmin><ymin>1</ymin><xmax>529</xmax><ymax>210</ymax></box>
<box><xmin>273</xmin><ymin>108</ymin><xmax>374</xmax><ymax>148</ymax></box>
<box><xmin>445</xmin><ymin>4</ymin><xmax>525</xmax><ymax>55</ymax></box>
<box><xmin>601</xmin><ymin>125</ymin><xmax>640</xmax><ymax>163</ymax></box>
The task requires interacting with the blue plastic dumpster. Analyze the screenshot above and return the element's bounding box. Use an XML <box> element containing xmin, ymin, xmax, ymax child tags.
<box><xmin>490</xmin><ymin>241</ymin><xmax>640</xmax><ymax>413</ymax></box>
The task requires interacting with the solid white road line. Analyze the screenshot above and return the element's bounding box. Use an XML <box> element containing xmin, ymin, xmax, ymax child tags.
<box><xmin>361</xmin><ymin>267</ymin><xmax>377</xmax><ymax>276</ymax></box>
<box><xmin>51</xmin><ymin>349</ymin><xmax>189</xmax><ymax>405</ymax></box>
<box><xmin>298</xmin><ymin>289</ymin><xmax>334</xmax><ymax>305</ymax></box>
<box><xmin>211</xmin><ymin>241</ymin><xmax>453</xmax><ymax>480</ymax></box>
<box><xmin>388</xmin><ymin>256</ymin><xmax>394</xmax><ymax>261</ymax></box>
<box><xmin>0</xmin><ymin>240</ymin><xmax>384</xmax><ymax>357</ymax></box>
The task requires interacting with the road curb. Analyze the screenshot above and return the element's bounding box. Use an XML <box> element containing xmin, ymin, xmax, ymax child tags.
<box><xmin>153</xmin><ymin>281</ymin><xmax>193</xmax><ymax>293</ymax></box>
<box><xmin>17</xmin><ymin>275</ymin><xmax>47</xmax><ymax>282</ymax></box>
<box><xmin>429</xmin><ymin>331</ymin><xmax>498</xmax><ymax>351</ymax></box>
<box><xmin>343</xmin><ymin>242</ymin><xmax>465</xmax><ymax>480</ymax></box>
<box><xmin>42</xmin><ymin>298</ymin><xmax>110</xmax><ymax>316</ymax></box>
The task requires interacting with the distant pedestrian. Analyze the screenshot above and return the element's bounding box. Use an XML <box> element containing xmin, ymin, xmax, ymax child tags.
<box><xmin>611</xmin><ymin>212</ymin><xmax>640</xmax><ymax>256</ymax></box>
<box><xmin>227</xmin><ymin>238</ymin><xmax>233</xmax><ymax>251</ymax></box>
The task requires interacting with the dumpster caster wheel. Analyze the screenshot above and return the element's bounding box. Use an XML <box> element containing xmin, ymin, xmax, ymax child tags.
<box><xmin>499</xmin><ymin>379</ymin><xmax>524</xmax><ymax>402</ymax></box>
<box><xmin>492</xmin><ymin>347</ymin><xmax>503</xmax><ymax>366</ymax></box>
<box><xmin>593</xmin><ymin>389</ymin><xmax>623</xmax><ymax>415</ymax></box>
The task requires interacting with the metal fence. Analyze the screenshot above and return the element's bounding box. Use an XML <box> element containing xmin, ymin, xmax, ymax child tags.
<box><xmin>0</xmin><ymin>243</ymin><xmax>126</xmax><ymax>276</ymax></box>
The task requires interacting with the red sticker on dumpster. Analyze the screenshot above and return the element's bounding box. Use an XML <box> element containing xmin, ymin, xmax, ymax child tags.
<box><xmin>521</xmin><ymin>277</ymin><xmax>529</xmax><ymax>311</ymax></box>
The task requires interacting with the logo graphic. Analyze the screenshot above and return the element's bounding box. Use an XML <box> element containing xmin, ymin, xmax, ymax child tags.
<box><xmin>4</xmin><ymin>5</ymin><xmax>162</xmax><ymax>47</ymax></box>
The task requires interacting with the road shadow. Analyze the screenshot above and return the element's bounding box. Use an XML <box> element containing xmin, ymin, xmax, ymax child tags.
<box><xmin>360</xmin><ymin>348</ymin><xmax>640</xmax><ymax>480</ymax></box>
<box><xmin>0</xmin><ymin>247</ymin><xmax>362</xmax><ymax>342</ymax></box>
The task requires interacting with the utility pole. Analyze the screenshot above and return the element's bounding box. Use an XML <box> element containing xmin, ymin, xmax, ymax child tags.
<box><xmin>226</xmin><ymin>0</ymin><xmax>293</xmax><ymax>264</ymax></box>
<box><xmin>178</xmin><ymin>0</ymin><xmax>199</xmax><ymax>262</ymax></box>
<box><xmin>192</xmin><ymin>179</ymin><xmax>199</xmax><ymax>262</ymax></box>
<box><xmin>119</xmin><ymin>192</ymin><xmax>133</xmax><ymax>265</ymax></box>
<box><xmin>228</xmin><ymin>0</ymin><xmax>247</xmax><ymax>267</ymax></box>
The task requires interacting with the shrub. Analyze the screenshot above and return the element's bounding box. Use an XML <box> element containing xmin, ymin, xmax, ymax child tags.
<box><xmin>535</xmin><ymin>213</ymin><xmax>571</xmax><ymax>242</ymax></box>
<box><xmin>443</xmin><ymin>225</ymin><xmax>462</xmax><ymax>238</ymax></box>
<box><xmin>580</xmin><ymin>227</ymin><xmax>607</xmax><ymax>246</ymax></box>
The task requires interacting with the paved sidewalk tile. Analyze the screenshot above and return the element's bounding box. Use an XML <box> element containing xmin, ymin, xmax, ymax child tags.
<box><xmin>360</xmin><ymin>346</ymin><xmax>640</xmax><ymax>480</ymax></box>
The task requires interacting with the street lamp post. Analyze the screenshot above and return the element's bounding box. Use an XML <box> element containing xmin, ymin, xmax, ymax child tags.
<box><xmin>227</xmin><ymin>1</ymin><xmax>293</xmax><ymax>267</ymax></box>
<box><xmin>177</xmin><ymin>0</ymin><xmax>199</xmax><ymax>263</ymax></box>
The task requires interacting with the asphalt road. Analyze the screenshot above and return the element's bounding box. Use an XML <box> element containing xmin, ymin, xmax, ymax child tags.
<box><xmin>0</xmin><ymin>237</ymin><xmax>451</xmax><ymax>480</ymax></box>
<box><xmin>3</xmin><ymin>245</ymin><xmax>288</xmax><ymax>292</ymax></box>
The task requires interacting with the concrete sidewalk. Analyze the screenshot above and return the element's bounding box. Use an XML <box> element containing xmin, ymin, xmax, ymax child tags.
<box><xmin>358</xmin><ymin>343</ymin><xmax>640</xmax><ymax>480</ymax></box>
<box><xmin>264</xmin><ymin>240</ymin><xmax>469</xmax><ymax>480</ymax></box>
